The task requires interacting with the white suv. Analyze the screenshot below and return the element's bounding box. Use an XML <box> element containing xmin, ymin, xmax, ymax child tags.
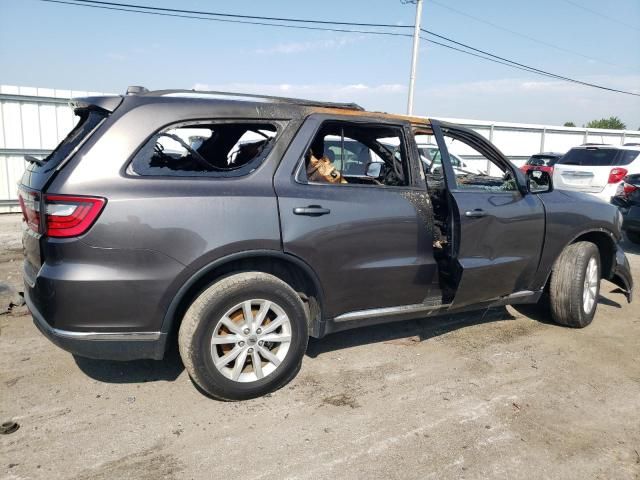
<box><xmin>553</xmin><ymin>144</ymin><xmax>640</xmax><ymax>203</ymax></box>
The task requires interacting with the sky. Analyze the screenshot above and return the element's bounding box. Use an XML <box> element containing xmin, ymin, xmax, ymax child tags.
<box><xmin>1</xmin><ymin>0</ymin><xmax>639</xmax><ymax>128</ymax></box>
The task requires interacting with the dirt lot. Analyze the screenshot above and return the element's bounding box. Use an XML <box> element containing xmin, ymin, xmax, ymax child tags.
<box><xmin>1</xmin><ymin>213</ymin><xmax>639</xmax><ymax>480</ymax></box>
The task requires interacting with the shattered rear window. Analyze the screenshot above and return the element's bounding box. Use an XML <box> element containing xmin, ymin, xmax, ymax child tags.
<box><xmin>130</xmin><ymin>122</ymin><xmax>278</xmax><ymax>177</ymax></box>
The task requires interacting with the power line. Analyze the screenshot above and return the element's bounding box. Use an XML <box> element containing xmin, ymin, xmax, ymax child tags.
<box><xmin>36</xmin><ymin>0</ymin><xmax>640</xmax><ymax>97</ymax></box>
<box><xmin>421</xmin><ymin>28</ymin><xmax>640</xmax><ymax>97</ymax></box>
<box><xmin>426</xmin><ymin>0</ymin><xmax>621</xmax><ymax>67</ymax></box>
<box><xmin>561</xmin><ymin>0</ymin><xmax>640</xmax><ymax>32</ymax></box>
<box><xmin>38</xmin><ymin>0</ymin><xmax>414</xmax><ymax>38</ymax></box>
<box><xmin>64</xmin><ymin>0</ymin><xmax>415</xmax><ymax>29</ymax></box>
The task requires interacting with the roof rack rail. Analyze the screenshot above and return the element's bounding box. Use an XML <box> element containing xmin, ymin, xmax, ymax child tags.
<box><xmin>139</xmin><ymin>88</ymin><xmax>365</xmax><ymax>111</ymax></box>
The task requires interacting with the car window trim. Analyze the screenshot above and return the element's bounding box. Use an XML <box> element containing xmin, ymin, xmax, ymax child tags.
<box><xmin>293</xmin><ymin>118</ymin><xmax>415</xmax><ymax>190</ymax></box>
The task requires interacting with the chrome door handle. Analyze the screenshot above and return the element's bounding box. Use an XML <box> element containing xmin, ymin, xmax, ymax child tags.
<box><xmin>293</xmin><ymin>206</ymin><xmax>331</xmax><ymax>216</ymax></box>
<box><xmin>465</xmin><ymin>209</ymin><xmax>487</xmax><ymax>218</ymax></box>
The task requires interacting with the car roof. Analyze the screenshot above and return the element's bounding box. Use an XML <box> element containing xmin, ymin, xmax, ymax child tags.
<box><xmin>73</xmin><ymin>87</ymin><xmax>432</xmax><ymax>126</ymax></box>
<box><xmin>532</xmin><ymin>152</ymin><xmax>563</xmax><ymax>157</ymax></box>
<box><xmin>569</xmin><ymin>144</ymin><xmax>640</xmax><ymax>152</ymax></box>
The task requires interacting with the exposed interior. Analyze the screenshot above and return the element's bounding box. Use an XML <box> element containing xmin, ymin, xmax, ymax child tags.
<box><xmin>302</xmin><ymin>121</ymin><xmax>409</xmax><ymax>187</ymax></box>
<box><xmin>131</xmin><ymin>122</ymin><xmax>278</xmax><ymax>176</ymax></box>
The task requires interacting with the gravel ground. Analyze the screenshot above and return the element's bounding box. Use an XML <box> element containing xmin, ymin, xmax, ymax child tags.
<box><xmin>1</xmin><ymin>213</ymin><xmax>639</xmax><ymax>480</ymax></box>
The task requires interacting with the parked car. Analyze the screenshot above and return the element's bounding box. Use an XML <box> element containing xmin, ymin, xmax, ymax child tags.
<box><xmin>552</xmin><ymin>144</ymin><xmax>640</xmax><ymax>202</ymax></box>
<box><xmin>520</xmin><ymin>152</ymin><xmax>563</xmax><ymax>175</ymax></box>
<box><xmin>417</xmin><ymin>143</ymin><xmax>486</xmax><ymax>175</ymax></box>
<box><xmin>611</xmin><ymin>173</ymin><xmax>640</xmax><ymax>244</ymax></box>
<box><xmin>19</xmin><ymin>87</ymin><xmax>633</xmax><ymax>400</ymax></box>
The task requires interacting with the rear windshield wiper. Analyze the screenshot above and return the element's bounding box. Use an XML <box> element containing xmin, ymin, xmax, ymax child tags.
<box><xmin>24</xmin><ymin>155</ymin><xmax>45</xmax><ymax>166</ymax></box>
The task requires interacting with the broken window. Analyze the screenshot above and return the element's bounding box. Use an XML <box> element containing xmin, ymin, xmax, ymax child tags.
<box><xmin>302</xmin><ymin>122</ymin><xmax>409</xmax><ymax>187</ymax></box>
<box><xmin>438</xmin><ymin>129</ymin><xmax>517</xmax><ymax>193</ymax></box>
<box><xmin>130</xmin><ymin>122</ymin><xmax>278</xmax><ymax>177</ymax></box>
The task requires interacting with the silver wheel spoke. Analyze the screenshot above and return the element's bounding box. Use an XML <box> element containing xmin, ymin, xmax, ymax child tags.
<box><xmin>242</xmin><ymin>301</ymin><xmax>253</xmax><ymax>326</ymax></box>
<box><xmin>231</xmin><ymin>349</ymin><xmax>249</xmax><ymax>381</ymax></box>
<box><xmin>220</xmin><ymin>317</ymin><xmax>244</xmax><ymax>336</ymax></box>
<box><xmin>215</xmin><ymin>345</ymin><xmax>242</xmax><ymax>369</ymax></box>
<box><xmin>261</xmin><ymin>315</ymin><xmax>287</xmax><ymax>335</ymax></box>
<box><xmin>254</xmin><ymin>300</ymin><xmax>271</xmax><ymax>328</ymax></box>
<box><xmin>211</xmin><ymin>334</ymin><xmax>241</xmax><ymax>345</ymax></box>
<box><xmin>251</xmin><ymin>349</ymin><xmax>264</xmax><ymax>379</ymax></box>
<box><xmin>258</xmin><ymin>346</ymin><xmax>281</xmax><ymax>367</ymax></box>
<box><xmin>260</xmin><ymin>333</ymin><xmax>291</xmax><ymax>343</ymax></box>
<box><xmin>583</xmin><ymin>257</ymin><xmax>599</xmax><ymax>313</ymax></box>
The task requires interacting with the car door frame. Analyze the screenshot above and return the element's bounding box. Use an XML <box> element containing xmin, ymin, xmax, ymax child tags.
<box><xmin>273</xmin><ymin>113</ymin><xmax>444</xmax><ymax>328</ymax></box>
<box><xmin>430</xmin><ymin>119</ymin><xmax>545</xmax><ymax>308</ymax></box>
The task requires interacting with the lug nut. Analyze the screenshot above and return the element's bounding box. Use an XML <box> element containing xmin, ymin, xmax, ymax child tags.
<box><xmin>258</xmin><ymin>341</ymin><xmax>264</xmax><ymax>347</ymax></box>
<box><xmin>248</xmin><ymin>348</ymin><xmax>254</xmax><ymax>353</ymax></box>
<box><xmin>256</xmin><ymin>328</ymin><xmax>262</xmax><ymax>334</ymax></box>
<box><xmin>238</xmin><ymin>341</ymin><xmax>245</xmax><ymax>347</ymax></box>
<box><xmin>243</xmin><ymin>328</ymin><xmax>250</xmax><ymax>335</ymax></box>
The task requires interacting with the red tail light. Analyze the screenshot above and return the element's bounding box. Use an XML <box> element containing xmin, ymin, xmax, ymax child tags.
<box><xmin>19</xmin><ymin>189</ymin><xmax>105</xmax><ymax>237</ymax></box>
<box><xmin>608</xmin><ymin>168</ymin><xmax>628</xmax><ymax>184</ymax></box>
<box><xmin>44</xmin><ymin>195</ymin><xmax>106</xmax><ymax>238</ymax></box>
<box><xmin>623</xmin><ymin>182</ymin><xmax>638</xmax><ymax>196</ymax></box>
<box><xmin>18</xmin><ymin>188</ymin><xmax>41</xmax><ymax>233</ymax></box>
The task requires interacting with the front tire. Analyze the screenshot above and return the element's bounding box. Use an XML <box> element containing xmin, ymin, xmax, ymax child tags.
<box><xmin>548</xmin><ymin>241</ymin><xmax>601</xmax><ymax>328</ymax></box>
<box><xmin>178</xmin><ymin>272</ymin><xmax>309</xmax><ymax>400</ymax></box>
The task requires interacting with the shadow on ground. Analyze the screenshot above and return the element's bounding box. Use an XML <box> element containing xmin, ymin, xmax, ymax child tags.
<box><xmin>73</xmin><ymin>345</ymin><xmax>184</xmax><ymax>384</ymax></box>
<box><xmin>306</xmin><ymin>307</ymin><xmax>518</xmax><ymax>358</ymax></box>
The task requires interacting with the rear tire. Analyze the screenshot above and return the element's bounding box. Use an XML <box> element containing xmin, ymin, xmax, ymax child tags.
<box><xmin>626</xmin><ymin>231</ymin><xmax>640</xmax><ymax>245</ymax></box>
<box><xmin>178</xmin><ymin>272</ymin><xmax>309</xmax><ymax>401</ymax></box>
<box><xmin>548</xmin><ymin>241</ymin><xmax>600</xmax><ymax>328</ymax></box>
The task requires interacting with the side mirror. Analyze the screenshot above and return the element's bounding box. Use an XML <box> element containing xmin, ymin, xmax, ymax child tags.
<box><xmin>366</xmin><ymin>162</ymin><xmax>383</xmax><ymax>178</ymax></box>
<box><xmin>527</xmin><ymin>169</ymin><xmax>553</xmax><ymax>193</ymax></box>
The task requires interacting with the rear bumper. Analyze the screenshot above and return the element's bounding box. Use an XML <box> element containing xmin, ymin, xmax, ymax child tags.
<box><xmin>621</xmin><ymin>205</ymin><xmax>640</xmax><ymax>233</ymax></box>
<box><xmin>26</xmin><ymin>289</ymin><xmax>168</xmax><ymax>360</ymax></box>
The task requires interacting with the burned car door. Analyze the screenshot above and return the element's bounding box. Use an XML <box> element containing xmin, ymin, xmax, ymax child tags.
<box><xmin>430</xmin><ymin>120</ymin><xmax>545</xmax><ymax>308</ymax></box>
<box><xmin>274</xmin><ymin>114</ymin><xmax>443</xmax><ymax>320</ymax></box>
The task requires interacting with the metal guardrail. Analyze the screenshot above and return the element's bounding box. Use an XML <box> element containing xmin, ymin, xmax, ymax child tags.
<box><xmin>0</xmin><ymin>148</ymin><xmax>52</xmax><ymax>156</ymax></box>
<box><xmin>0</xmin><ymin>93</ymin><xmax>69</xmax><ymax>105</ymax></box>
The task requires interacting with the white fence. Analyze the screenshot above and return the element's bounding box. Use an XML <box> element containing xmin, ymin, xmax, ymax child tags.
<box><xmin>2</xmin><ymin>85</ymin><xmax>640</xmax><ymax>213</ymax></box>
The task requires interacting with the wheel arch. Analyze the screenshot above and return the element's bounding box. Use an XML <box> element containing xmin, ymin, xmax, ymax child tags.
<box><xmin>542</xmin><ymin>228</ymin><xmax>617</xmax><ymax>289</ymax></box>
<box><xmin>160</xmin><ymin>250</ymin><xmax>325</xmax><ymax>341</ymax></box>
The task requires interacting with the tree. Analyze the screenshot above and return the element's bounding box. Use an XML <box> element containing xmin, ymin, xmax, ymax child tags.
<box><xmin>563</xmin><ymin>122</ymin><xmax>576</xmax><ymax>127</ymax></box>
<box><xmin>584</xmin><ymin>116</ymin><xmax>626</xmax><ymax>130</ymax></box>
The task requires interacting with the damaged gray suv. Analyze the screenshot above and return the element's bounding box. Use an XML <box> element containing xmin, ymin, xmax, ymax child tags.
<box><xmin>20</xmin><ymin>87</ymin><xmax>633</xmax><ymax>400</ymax></box>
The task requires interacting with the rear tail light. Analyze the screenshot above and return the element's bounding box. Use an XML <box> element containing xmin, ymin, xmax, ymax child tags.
<box><xmin>623</xmin><ymin>182</ymin><xmax>638</xmax><ymax>196</ymax></box>
<box><xmin>18</xmin><ymin>188</ymin><xmax>41</xmax><ymax>233</ymax></box>
<box><xmin>44</xmin><ymin>195</ymin><xmax>106</xmax><ymax>238</ymax></box>
<box><xmin>608</xmin><ymin>168</ymin><xmax>628</xmax><ymax>184</ymax></box>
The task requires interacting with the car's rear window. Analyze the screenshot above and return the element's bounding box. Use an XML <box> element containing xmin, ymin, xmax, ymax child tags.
<box><xmin>130</xmin><ymin>121</ymin><xmax>279</xmax><ymax>177</ymax></box>
<box><xmin>527</xmin><ymin>155</ymin><xmax>559</xmax><ymax>166</ymax></box>
<box><xmin>38</xmin><ymin>109</ymin><xmax>107</xmax><ymax>172</ymax></box>
<box><xmin>557</xmin><ymin>148</ymin><xmax>633</xmax><ymax>167</ymax></box>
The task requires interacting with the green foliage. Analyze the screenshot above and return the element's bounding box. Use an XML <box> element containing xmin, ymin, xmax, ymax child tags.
<box><xmin>584</xmin><ymin>116</ymin><xmax>626</xmax><ymax>130</ymax></box>
<box><xmin>563</xmin><ymin>122</ymin><xmax>576</xmax><ymax>127</ymax></box>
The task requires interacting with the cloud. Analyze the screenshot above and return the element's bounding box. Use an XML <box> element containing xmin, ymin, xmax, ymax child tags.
<box><xmin>106</xmin><ymin>52</ymin><xmax>126</xmax><ymax>61</ymax></box>
<box><xmin>254</xmin><ymin>36</ymin><xmax>358</xmax><ymax>55</ymax></box>
<box><xmin>192</xmin><ymin>82</ymin><xmax>406</xmax><ymax>101</ymax></box>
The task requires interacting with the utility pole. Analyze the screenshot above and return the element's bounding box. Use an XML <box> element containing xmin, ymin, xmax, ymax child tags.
<box><xmin>406</xmin><ymin>0</ymin><xmax>423</xmax><ymax>115</ymax></box>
